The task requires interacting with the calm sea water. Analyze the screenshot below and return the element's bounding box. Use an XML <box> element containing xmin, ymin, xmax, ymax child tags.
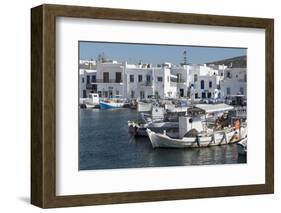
<box><xmin>79</xmin><ymin>108</ymin><xmax>246</xmax><ymax>170</ymax></box>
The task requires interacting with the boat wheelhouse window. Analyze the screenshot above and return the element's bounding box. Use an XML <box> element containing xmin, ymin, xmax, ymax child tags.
<box><xmin>138</xmin><ymin>75</ymin><xmax>143</xmax><ymax>82</ymax></box>
<box><xmin>157</xmin><ymin>76</ymin><xmax>163</xmax><ymax>82</ymax></box>
<box><xmin>130</xmin><ymin>75</ymin><xmax>134</xmax><ymax>83</ymax></box>
<box><xmin>244</xmin><ymin>74</ymin><xmax>247</xmax><ymax>82</ymax></box>
<box><xmin>167</xmin><ymin>76</ymin><xmax>170</xmax><ymax>82</ymax></box>
<box><xmin>131</xmin><ymin>90</ymin><xmax>135</xmax><ymax>98</ymax></box>
<box><xmin>227</xmin><ymin>87</ymin><xmax>231</xmax><ymax>95</ymax></box>
<box><xmin>194</xmin><ymin>74</ymin><xmax>198</xmax><ymax>82</ymax></box>
<box><xmin>200</xmin><ymin>80</ymin><xmax>205</xmax><ymax>89</ymax></box>
<box><xmin>209</xmin><ymin>81</ymin><xmax>212</xmax><ymax>88</ymax></box>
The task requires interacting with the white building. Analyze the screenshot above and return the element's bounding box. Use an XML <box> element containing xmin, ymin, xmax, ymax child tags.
<box><xmin>79</xmin><ymin>59</ymin><xmax>246</xmax><ymax>101</ymax></box>
<box><xmin>220</xmin><ymin>68</ymin><xmax>247</xmax><ymax>98</ymax></box>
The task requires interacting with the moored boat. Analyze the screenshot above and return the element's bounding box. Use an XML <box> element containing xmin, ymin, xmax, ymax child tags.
<box><xmin>146</xmin><ymin>128</ymin><xmax>243</xmax><ymax>148</ymax></box>
<box><xmin>146</xmin><ymin>103</ymin><xmax>247</xmax><ymax>149</ymax></box>
<box><xmin>80</xmin><ymin>93</ymin><xmax>100</xmax><ymax>109</ymax></box>
<box><xmin>99</xmin><ymin>101</ymin><xmax>125</xmax><ymax>109</ymax></box>
<box><xmin>99</xmin><ymin>95</ymin><xmax>125</xmax><ymax>109</ymax></box>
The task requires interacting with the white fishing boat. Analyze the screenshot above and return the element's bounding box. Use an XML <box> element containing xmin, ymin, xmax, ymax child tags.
<box><xmin>146</xmin><ymin>104</ymin><xmax>247</xmax><ymax>149</ymax></box>
<box><xmin>146</xmin><ymin>128</ymin><xmax>243</xmax><ymax>148</ymax></box>
<box><xmin>80</xmin><ymin>93</ymin><xmax>100</xmax><ymax>108</ymax></box>
<box><xmin>236</xmin><ymin>137</ymin><xmax>247</xmax><ymax>155</ymax></box>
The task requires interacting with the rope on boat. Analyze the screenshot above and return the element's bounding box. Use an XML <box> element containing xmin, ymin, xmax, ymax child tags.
<box><xmin>218</xmin><ymin>132</ymin><xmax>227</xmax><ymax>145</ymax></box>
<box><xmin>208</xmin><ymin>134</ymin><xmax>215</xmax><ymax>146</ymax></box>
<box><xmin>195</xmin><ymin>136</ymin><xmax>200</xmax><ymax>147</ymax></box>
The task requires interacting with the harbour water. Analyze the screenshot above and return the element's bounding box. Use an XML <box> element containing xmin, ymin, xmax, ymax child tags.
<box><xmin>79</xmin><ymin>108</ymin><xmax>246</xmax><ymax>170</ymax></box>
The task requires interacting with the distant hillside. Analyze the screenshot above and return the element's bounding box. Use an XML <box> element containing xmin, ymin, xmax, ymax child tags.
<box><xmin>207</xmin><ymin>55</ymin><xmax>247</xmax><ymax>68</ymax></box>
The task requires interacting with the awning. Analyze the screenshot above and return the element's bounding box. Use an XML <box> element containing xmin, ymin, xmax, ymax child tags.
<box><xmin>194</xmin><ymin>104</ymin><xmax>234</xmax><ymax>113</ymax></box>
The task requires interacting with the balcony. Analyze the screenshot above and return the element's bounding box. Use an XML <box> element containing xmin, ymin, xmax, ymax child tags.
<box><xmin>95</xmin><ymin>79</ymin><xmax>123</xmax><ymax>83</ymax></box>
<box><xmin>140</xmin><ymin>81</ymin><xmax>152</xmax><ymax>87</ymax></box>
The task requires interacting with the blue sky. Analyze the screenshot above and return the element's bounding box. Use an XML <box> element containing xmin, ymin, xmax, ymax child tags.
<box><xmin>79</xmin><ymin>41</ymin><xmax>246</xmax><ymax>65</ymax></box>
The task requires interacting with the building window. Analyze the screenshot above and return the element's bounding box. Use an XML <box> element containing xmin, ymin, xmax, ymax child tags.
<box><xmin>240</xmin><ymin>87</ymin><xmax>244</xmax><ymax>95</ymax></box>
<box><xmin>82</xmin><ymin>77</ymin><xmax>84</xmax><ymax>83</ymax></box>
<box><xmin>244</xmin><ymin>74</ymin><xmax>247</xmax><ymax>82</ymax></box>
<box><xmin>194</xmin><ymin>74</ymin><xmax>198</xmax><ymax>82</ymax></box>
<box><xmin>103</xmin><ymin>72</ymin><xmax>109</xmax><ymax>83</ymax></box>
<box><xmin>227</xmin><ymin>87</ymin><xmax>231</xmax><ymax>95</ymax></box>
<box><xmin>179</xmin><ymin>89</ymin><xmax>184</xmax><ymax>97</ymax></box>
<box><xmin>200</xmin><ymin>80</ymin><xmax>205</xmax><ymax>90</ymax></box>
<box><xmin>103</xmin><ymin>91</ymin><xmax>108</xmax><ymax>98</ymax></box>
<box><xmin>146</xmin><ymin>75</ymin><xmax>151</xmax><ymax>82</ymax></box>
<box><xmin>91</xmin><ymin>75</ymin><xmax>96</xmax><ymax>82</ymax></box>
<box><xmin>177</xmin><ymin>73</ymin><xmax>182</xmax><ymax>82</ymax></box>
<box><xmin>157</xmin><ymin>76</ymin><xmax>163</xmax><ymax>82</ymax></box>
<box><xmin>130</xmin><ymin>75</ymin><xmax>134</xmax><ymax>83</ymax></box>
<box><xmin>109</xmin><ymin>90</ymin><xmax>113</xmax><ymax>97</ymax></box>
<box><xmin>116</xmin><ymin>90</ymin><xmax>119</xmax><ymax>95</ymax></box>
<box><xmin>195</xmin><ymin>93</ymin><xmax>198</xmax><ymax>99</ymax></box>
<box><xmin>98</xmin><ymin>91</ymin><xmax>102</xmax><ymax>97</ymax></box>
<box><xmin>138</xmin><ymin>75</ymin><xmax>143</xmax><ymax>82</ymax></box>
<box><xmin>202</xmin><ymin>92</ymin><xmax>206</xmax><ymax>99</ymax></box>
<box><xmin>140</xmin><ymin>91</ymin><xmax>145</xmax><ymax>99</ymax></box>
<box><xmin>131</xmin><ymin>90</ymin><xmax>135</xmax><ymax>98</ymax></box>
<box><xmin>115</xmin><ymin>72</ymin><xmax>122</xmax><ymax>83</ymax></box>
<box><xmin>227</xmin><ymin>71</ymin><xmax>231</xmax><ymax>79</ymax></box>
<box><xmin>209</xmin><ymin>81</ymin><xmax>212</xmax><ymax>88</ymax></box>
<box><xmin>155</xmin><ymin>91</ymin><xmax>159</xmax><ymax>98</ymax></box>
<box><xmin>86</xmin><ymin>75</ymin><xmax>90</xmax><ymax>84</ymax></box>
<box><xmin>82</xmin><ymin>90</ymin><xmax>87</xmax><ymax>98</ymax></box>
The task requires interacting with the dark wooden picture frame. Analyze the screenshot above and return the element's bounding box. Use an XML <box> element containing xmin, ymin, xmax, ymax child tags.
<box><xmin>31</xmin><ymin>4</ymin><xmax>274</xmax><ymax>208</ymax></box>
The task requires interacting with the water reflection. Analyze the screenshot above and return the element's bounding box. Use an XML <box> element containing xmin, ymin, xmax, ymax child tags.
<box><xmin>79</xmin><ymin>108</ymin><xmax>246</xmax><ymax>170</ymax></box>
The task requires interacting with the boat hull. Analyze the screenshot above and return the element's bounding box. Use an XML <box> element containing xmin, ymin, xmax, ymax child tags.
<box><xmin>99</xmin><ymin>101</ymin><xmax>124</xmax><ymax>109</ymax></box>
<box><xmin>146</xmin><ymin>128</ymin><xmax>244</xmax><ymax>149</ymax></box>
<box><xmin>236</xmin><ymin>138</ymin><xmax>247</xmax><ymax>155</ymax></box>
